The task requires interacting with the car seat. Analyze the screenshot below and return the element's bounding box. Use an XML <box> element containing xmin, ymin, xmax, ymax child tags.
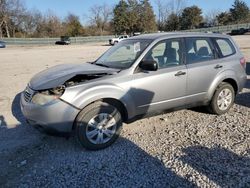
<box><xmin>197</xmin><ymin>47</ymin><xmax>209</xmax><ymax>57</ymax></box>
<box><xmin>165</xmin><ymin>47</ymin><xmax>178</xmax><ymax>66</ymax></box>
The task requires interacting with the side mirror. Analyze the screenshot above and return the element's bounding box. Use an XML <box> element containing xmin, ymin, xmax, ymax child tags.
<box><xmin>139</xmin><ymin>60</ymin><xmax>158</xmax><ymax>71</ymax></box>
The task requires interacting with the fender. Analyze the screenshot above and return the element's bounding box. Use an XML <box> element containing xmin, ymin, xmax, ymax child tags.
<box><xmin>61</xmin><ymin>83</ymin><xmax>136</xmax><ymax>120</ymax></box>
<box><xmin>207</xmin><ymin>69</ymin><xmax>239</xmax><ymax>100</ymax></box>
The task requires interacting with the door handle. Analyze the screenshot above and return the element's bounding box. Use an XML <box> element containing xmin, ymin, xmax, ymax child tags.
<box><xmin>214</xmin><ymin>64</ymin><xmax>223</xmax><ymax>69</ymax></box>
<box><xmin>175</xmin><ymin>71</ymin><xmax>186</xmax><ymax>76</ymax></box>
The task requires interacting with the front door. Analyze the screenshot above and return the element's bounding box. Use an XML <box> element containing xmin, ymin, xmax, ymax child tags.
<box><xmin>129</xmin><ymin>38</ymin><xmax>187</xmax><ymax>115</ymax></box>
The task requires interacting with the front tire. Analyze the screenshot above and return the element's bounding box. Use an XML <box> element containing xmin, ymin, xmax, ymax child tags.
<box><xmin>75</xmin><ymin>101</ymin><xmax>123</xmax><ymax>150</ymax></box>
<box><xmin>208</xmin><ymin>82</ymin><xmax>235</xmax><ymax>115</ymax></box>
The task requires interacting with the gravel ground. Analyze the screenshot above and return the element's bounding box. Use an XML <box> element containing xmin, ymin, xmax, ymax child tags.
<box><xmin>0</xmin><ymin>37</ymin><xmax>250</xmax><ymax>187</ymax></box>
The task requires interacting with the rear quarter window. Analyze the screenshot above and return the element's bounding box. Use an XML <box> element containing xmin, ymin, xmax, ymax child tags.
<box><xmin>215</xmin><ymin>38</ymin><xmax>236</xmax><ymax>57</ymax></box>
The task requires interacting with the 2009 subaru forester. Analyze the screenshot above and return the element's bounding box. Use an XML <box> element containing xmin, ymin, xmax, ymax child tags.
<box><xmin>21</xmin><ymin>33</ymin><xmax>247</xmax><ymax>150</ymax></box>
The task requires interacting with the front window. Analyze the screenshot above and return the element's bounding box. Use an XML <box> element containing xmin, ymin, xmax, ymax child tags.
<box><xmin>143</xmin><ymin>39</ymin><xmax>182</xmax><ymax>69</ymax></box>
<box><xmin>95</xmin><ymin>39</ymin><xmax>152</xmax><ymax>69</ymax></box>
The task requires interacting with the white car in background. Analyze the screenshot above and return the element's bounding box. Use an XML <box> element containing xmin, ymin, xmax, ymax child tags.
<box><xmin>109</xmin><ymin>35</ymin><xmax>129</xmax><ymax>45</ymax></box>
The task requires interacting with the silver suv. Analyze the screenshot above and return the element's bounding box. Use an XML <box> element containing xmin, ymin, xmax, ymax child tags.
<box><xmin>21</xmin><ymin>33</ymin><xmax>247</xmax><ymax>150</ymax></box>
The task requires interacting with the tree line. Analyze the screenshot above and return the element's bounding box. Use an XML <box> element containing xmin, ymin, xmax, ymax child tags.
<box><xmin>0</xmin><ymin>0</ymin><xmax>250</xmax><ymax>38</ymax></box>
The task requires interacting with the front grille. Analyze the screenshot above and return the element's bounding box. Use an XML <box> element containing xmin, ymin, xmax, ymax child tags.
<box><xmin>23</xmin><ymin>87</ymin><xmax>34</xmax><ymax>103</ymax></box>
<box><xmin>24</xmin><ymin>91</ymin><xmax>31</xmax><ymax>102</ymax></box>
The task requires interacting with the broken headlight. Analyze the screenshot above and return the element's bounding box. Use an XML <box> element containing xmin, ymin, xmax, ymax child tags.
<box><xmin>31</xmin><ymin>85</ymin><xmax>65</xmax><ymax>105</ymax></box>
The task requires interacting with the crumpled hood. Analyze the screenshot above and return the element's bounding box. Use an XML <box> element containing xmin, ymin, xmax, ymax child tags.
<box><xmin>29</xmin><ymin>63</ymin><xmax>119</xmax><ymax>90</ymax></box>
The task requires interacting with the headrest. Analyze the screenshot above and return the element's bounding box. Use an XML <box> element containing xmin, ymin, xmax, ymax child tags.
<box><xmin>197</xmin><ymin>47</ymin><xmax>209</xmax><ymax>56</ymax></box>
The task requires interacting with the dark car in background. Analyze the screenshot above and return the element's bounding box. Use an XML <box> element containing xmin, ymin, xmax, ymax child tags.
<box><xmin>231</xmin><ymin>28</ymin><xmax>248</xmax><ymax>35</ymax></box>
<box><xmin>55</xmin><ymin>36</ymin><xmax>71</xmax><ymax>45</ymax></box>
<box><xmin>0</xmin><ymin>41</ymin><xmax>6</xmax><ymax>48</ymax></box>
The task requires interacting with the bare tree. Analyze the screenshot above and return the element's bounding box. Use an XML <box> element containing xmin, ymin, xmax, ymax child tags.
<box><xmin>0</xmin><ymin>0</ymin><xmax>26</xmax><ymax>38</ymax></box>
<box><xmin>169</xmin><ymin>0</ymin><xmax>186</xmax><ymax>15</ymax></box>
<box><xmin>155</xmin><ymin>0</ymin><xmax>186</xmax><ymax>30</ymax></box>
<box><xmin>0</xmin><ymin>0</ymin><xmax>11</xmax><ymax>37</ymax></box>
<box><xmin>155</xmin><ymin>0</ymin><xmax>169</xmax><ymax>30</ymax></box>
<box><xmin>204</xmin><ymin>9</ymin><xmax>221</xmax><ymax>26</ymax></box>
<box><xmin>41</xmin><ymin>10</ymin><xmax>63</xmax><ymax>37</ymax></box>
<box><xmin>88</xmin><ymin>3</ymin><xmax>112</xmax><ymax>35</ymax></box>
<box><xmin>21</xmin><ymin>9</ymin><xmax>42</xmax><ymax>37</ymax></box>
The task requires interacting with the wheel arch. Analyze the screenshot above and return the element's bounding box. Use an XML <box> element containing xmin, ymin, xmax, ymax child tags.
<box><xmin>207</xmin><ymin>71</ymin><xmax>239</xmax><ymax>100</ymax></box>
<box><xmin>72</xmin><ymin>97</ymin><xmax>129</xmax><ymax>130</ymax></box>
<box><xmin>101</xmin><ymin>98</ymin><xmax>128</xmax><ymax>121</ymax></box>
<box><xmin>222</xmin><ymin>78</ymin><xmax>238</xmax><ymax>95</ymax></box>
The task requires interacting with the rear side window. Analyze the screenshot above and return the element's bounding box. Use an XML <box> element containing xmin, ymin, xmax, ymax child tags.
<box><xmin>185</xmin><ymin>38</ymin><xmax>215</xmax><ymax>64</ymax></box>
<box><xmin>215</xmin><ymin>38</ymin><xmax>236</xmax><ymax>57</ymax></box>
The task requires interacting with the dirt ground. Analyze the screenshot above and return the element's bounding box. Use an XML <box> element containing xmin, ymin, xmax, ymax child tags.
<box><xmin>0</xmin><ymin>36</ymin><xmax>249</xmax><ymax>187</ymax></box>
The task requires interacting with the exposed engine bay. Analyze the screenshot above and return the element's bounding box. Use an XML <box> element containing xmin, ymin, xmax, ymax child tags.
<box><xmin>65</xmin><ymin>73</ymin><xmax>108</xmax><ymax>87</ymax></box>
<box><xmin>36</xmin><ymin>73</ymin><xmax>111</xmax><ymax>96</ymax></box>
<box><xmin>29</xmin><ymin>62</ymin><xmax>120</xmax><ymax>96</ymax></box>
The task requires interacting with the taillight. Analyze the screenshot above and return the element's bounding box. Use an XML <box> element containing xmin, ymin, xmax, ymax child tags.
<box><xmin>240</xmin><ymin>57</ymin><xmax>246</xmax><ymax>69</ymax></box>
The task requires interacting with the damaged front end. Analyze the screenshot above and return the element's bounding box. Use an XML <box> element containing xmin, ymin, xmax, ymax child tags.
<box><xmin>64</xmin><ymin>73</ymin><xmax>109</xmax><ymax>87</ymax></box>
<box><xmin>21</xmin><ymin>63</ymin><xmax>120</xmax><ymax>133</ymax></box>
<box><xmin>31</xmin><ymin>85</ymin><xmax>65</xmax><ymax>105</ymax></box>
<box><xmin>27</xmin><ymin>63</ymin><xmax>120</xmax><ymax>105</ymax></box>
<box><xmin>30</xmin><ymin>73</ymin><xmax>112</xmax><ymax>105</ymax></box>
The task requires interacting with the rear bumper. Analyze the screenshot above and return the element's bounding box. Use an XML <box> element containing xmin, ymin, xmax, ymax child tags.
<box><xmin>20</xmin><ymin>92</ymin><xmax>80</xmax><ymax>133</ymax></box>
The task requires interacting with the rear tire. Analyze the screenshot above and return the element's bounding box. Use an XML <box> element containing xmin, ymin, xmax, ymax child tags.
<box><xmin>208</xmin><ymin>82</ymin><xmax>235</xmax><ymax>115</ymax></box>
<box><xmin>75</xmin><ymin>101</ymin><xmax>123</xmax><ymax>150</ymax></box>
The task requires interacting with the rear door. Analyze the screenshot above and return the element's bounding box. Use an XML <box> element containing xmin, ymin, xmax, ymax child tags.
<box><xmin>185</xmin><ymin>37</ymin><xmax>222</xmax><ymax>104</ymax></box>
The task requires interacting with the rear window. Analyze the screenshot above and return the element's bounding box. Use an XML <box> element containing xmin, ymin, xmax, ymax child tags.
<box><xmin>185</xmin><ymin>38</ymin><xmax>215</xmax><ymax>64</ymax></box>
<box><xmin>215</xmin><ymin>38</ymin><xmax>236</xmax><ymax>57</ymax></box>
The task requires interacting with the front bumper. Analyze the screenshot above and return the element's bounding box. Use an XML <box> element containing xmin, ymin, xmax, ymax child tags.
<box><xmin>20</xmin><ymin>91</ymin><xmax>80</xmax><ymax>133</ymax></box>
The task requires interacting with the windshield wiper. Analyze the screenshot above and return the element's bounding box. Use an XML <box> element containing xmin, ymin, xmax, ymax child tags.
<box><xmin>95</xmin><ymin>63</ymin><xmax>110</xmax><ymax>68</ymax></box>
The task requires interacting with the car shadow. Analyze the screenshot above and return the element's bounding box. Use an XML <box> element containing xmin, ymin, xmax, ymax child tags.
<box><xmin>188</xmin><ymin>106</ymin><xmax>211</xmax><ymax>114</ymax></box>
<box><xmin>11</xmin><ymin>93</ymin><xmax>26</xmax><ymax>124</ymax></box>
<box><xmin>0</xmin><ymin>115</ymin><xmax>7</xmax><ymax>127</ymax></box>
<box><xmin>2</xmin><ymin>90</ymin><xmax>197</xmax><ymax>187</ymax></box>
<box><xmin>101</xmin><ymin>44</ymin><xmax>112</xmax><ymax>47</ymax></box>
<box><xmin>179</xmin><ymin>146</ymin><xmax>250</xmax><ymax>187</ymax></box>
<box><xmin>1</xmin><ymin>130</ymin><xmax>196</xmax><ymax>186</ymax></box>
<box><xmin>0</xmin><ymin>126</ymin><xmax>197</xmax><ymax>187</ymax></box>
<box><xmin>235</xmin><ymin>83</ymin><xmax>250</xmax><ymax>108</ymax></box>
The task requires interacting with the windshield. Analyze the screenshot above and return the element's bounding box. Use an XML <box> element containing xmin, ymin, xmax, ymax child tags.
<box><xmin>95</xmin><ymin>39</ymin><xmax>152</xmax><ymax>69</ymax></box>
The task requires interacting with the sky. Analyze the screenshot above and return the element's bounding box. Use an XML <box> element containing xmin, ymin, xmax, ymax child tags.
<box><xmin>24</xmin><ymin>0</ymin><xmax>250</xmax><ymax>24</ymax></box>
